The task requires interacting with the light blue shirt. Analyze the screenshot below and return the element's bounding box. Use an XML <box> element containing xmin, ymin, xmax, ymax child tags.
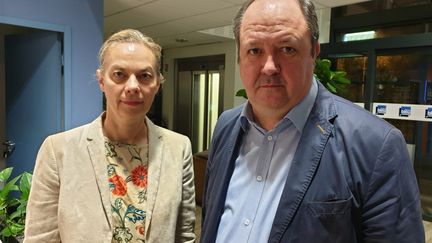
<box><xmin>215</xmin><ymin>79</ymin><xmax>318</xmax><ymax>243</ymax></box>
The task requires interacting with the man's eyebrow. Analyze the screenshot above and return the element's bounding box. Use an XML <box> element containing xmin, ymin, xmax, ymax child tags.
<box><xmin>242</xmin><ymin>39</ymin><xmax>260</xmax><ymax>46</ymax></box>
<box><xmin>138</xmin><ymin>67</ymin><xmax>155</xmax><ymax>73</ymax></box>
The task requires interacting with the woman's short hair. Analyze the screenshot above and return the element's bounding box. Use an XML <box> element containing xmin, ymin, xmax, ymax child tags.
<box><xmin>98</xmin><ymin>29</ymin><xmax>162</xmax><ymax>76</ymax></box>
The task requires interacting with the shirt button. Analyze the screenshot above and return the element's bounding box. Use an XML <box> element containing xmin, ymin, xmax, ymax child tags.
<box><xmin>257</xmin><ymin>175</ymin><xmax>263</xmax><ymax>182</ymax></box>
<box><xmin>244</xmin><ymin>219</ymin><xmax>251</xmax><ymax>226</ymax></box>
<box><xmin>267</xmin><ymin>135</ymin><xmax>273</xmax><ymax>141</ymax></box>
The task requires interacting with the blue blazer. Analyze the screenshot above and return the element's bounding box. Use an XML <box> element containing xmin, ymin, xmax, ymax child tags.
<box><xmin>201</xmin><ymin>82</ymin><xmax>425</xmax><ymax>243</ymax></box>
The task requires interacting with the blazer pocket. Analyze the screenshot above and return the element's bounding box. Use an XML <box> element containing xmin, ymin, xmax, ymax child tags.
<box><xmin>287</xmin><ymin>197</ymin><xmax>355</xmax><ymax>243</ymax></box>
<box><xmin>306</xmin><ymin>196</ymin><xmax>352</xmax><ymax>216</ymax></box>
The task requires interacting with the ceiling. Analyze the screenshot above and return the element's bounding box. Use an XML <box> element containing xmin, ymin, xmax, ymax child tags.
<box><xmin>104</xmin><ymin>0</ymin><xmax>369</xmax><ymax>49</ymax></box>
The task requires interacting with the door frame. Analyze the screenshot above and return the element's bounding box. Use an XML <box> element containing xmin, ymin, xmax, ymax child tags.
<box><xmin>0</xmin><ymin>16</ymin><xmax>72</xmax><ymax>129</ymax></box>
<box><xmin>0</xmin><ymin>17</ymin><xmax>71</xmax><ymax>170</ymax></box>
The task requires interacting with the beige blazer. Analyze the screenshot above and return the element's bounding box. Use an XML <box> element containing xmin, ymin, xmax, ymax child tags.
<box><xmin>24</xmin><ymin>114</ymin><xmax>195</xmax><ymax>243</ymax></box>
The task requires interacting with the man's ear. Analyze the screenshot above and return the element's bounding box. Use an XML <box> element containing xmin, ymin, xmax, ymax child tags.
<box><xmin>313</xmin><ymin>42</ymin><xmax>321</xmax><ymax>59</ymax></box>
<box><xmin>96</xmin><ymin>69</ymin><xmax>104</xmax><ymax>91</ymax></box>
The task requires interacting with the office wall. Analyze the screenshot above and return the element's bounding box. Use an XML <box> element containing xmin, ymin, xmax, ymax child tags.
<box><xmin>0</xmin><ymin>0</ymin><xmax>104</xmax><ymax>128</ymax></box>
<box><xmin>162</xmin><ymin>41</ymin><xmax>243</xmax><ymax>130</ymax></box>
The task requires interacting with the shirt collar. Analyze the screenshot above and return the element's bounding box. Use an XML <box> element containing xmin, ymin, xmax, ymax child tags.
<box><xmin>286</xmin><ymin>78</ymin><xmax>318</xmax><ymax>132</ymax></box>
<box><xmin>239</xmin><ymin>78</ymin><xmax>318</xmax><ymax>133</ymax></box>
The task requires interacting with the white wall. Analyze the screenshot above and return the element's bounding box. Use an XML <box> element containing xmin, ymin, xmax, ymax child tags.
<box><xmin>162</xmin><ymin>40</ymin><xmax>243</xmax><ymax>130</ymax></box>
<box><xmin>317</xmin><ymin>8</ymin><xmax>331</xmax><ymax>44</ymax></box>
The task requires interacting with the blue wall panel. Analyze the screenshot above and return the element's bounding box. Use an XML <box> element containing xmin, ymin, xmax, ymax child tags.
<box><xmin>0</xmin><ymin>0</ymin><xmax>104</xmax><ymax>129</ymax></box>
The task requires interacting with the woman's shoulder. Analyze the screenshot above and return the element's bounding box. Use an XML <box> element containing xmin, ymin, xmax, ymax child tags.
<box><xmin>147</xmin><ymin>118</ymin><xmax>190</xmax><ymax>143</ymax></box>
<box><xmin>153</xmin><ymin>125</ymin><xmax>190</xmax><ymax>142</ymax></box>
<box><xmin>47</xmin><ymin>117</ymin><xmax>101</xmax><ymax>144</ymax></box>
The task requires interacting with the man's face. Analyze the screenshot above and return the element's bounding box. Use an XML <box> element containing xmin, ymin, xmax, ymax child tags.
<box><xmin>239</xmin><ymin>0</ymin><xmax>320</xmax><ymax>117</ymax></box>
<box><xmin>97</xmin><ymin>43</ymin><xmax>160</xmax><ymax>122</ymax></box>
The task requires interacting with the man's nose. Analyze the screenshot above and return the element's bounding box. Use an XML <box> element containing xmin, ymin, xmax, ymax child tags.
<box><xmin>125</xmin><ymin>75</ymin><xmax>140</xmax><ymax>94</ymax></box>
<box><xmin>261</xmin><ymin>55</ymin><xmax>280</xmax><ymax>76</ymax></box>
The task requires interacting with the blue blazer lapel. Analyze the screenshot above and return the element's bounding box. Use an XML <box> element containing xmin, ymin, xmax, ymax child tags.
<box><xmin>268</xmin><ymin>83</ymin><xmax>337</xmax><ymax>242</ymax></box>
<box><xmin>202</xmin><ymin>115</ymin><xmax>244</xmax><ymax>242</ymax></box>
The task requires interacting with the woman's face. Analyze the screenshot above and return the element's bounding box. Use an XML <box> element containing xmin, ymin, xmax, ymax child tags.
<box><xmin>97</xmin><ymin>42</ymin><xmax>160</xmax><ymax>123</ymax></box>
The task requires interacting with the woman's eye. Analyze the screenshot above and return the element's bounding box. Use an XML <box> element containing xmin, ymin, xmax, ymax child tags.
<box><xmin>137</xmin><ymin>72</ymin><xmax>153</xmax><ymax>82</ymax></box>
<box><xmin>112</xmin><ymin>71</ymin><xmax>126</xmax><ymax>80</ymax></box>
<box><xmin>247</xmin><ymin>48</ymin><xmax>260</xmax><ymax>56</ymax></box>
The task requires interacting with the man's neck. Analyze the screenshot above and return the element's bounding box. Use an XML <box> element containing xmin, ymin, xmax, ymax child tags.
<box><xmin>252</xmin><ymin>107</ymin><xmax>288</xmax><ymax>131</ymax></box>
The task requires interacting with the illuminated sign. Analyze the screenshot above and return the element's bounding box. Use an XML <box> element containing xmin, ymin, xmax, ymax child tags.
<box><xmin>399</xmin><ymin>106</ymin><xmax>411</xmax><ymax>117</ymax></box>
<box><xmin>376</xmin><ymin>105</ymin><xmax>386</xmax><ymax>115</ymax></box>
<box><xmin>426</xmin><ymin>108</ymin><xmax>432</xmax><ymax>119</ymax></box>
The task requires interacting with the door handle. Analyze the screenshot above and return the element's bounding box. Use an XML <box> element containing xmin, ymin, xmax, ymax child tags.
<box><xmin>3</xmin><ymin>140</ymin><xmax>16</xmax><ymax>159</ymax></box>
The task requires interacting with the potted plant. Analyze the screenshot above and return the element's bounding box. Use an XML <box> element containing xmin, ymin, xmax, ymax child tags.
<box><xmin>0</xmin><ymin>167</ymin><xmax>32</xmax><ymax>243</ymax></box>
<box><xmin>235</xmin><ymin>58</ymin><xmax>351</xmax><ymax>99</ymax></box>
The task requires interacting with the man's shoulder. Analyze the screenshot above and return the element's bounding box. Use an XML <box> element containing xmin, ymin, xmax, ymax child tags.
<box><xmin>219</xmin><ymin>104</ymin><xmax>244</xmax><ymax>119</ymax></box>
<box><xmin>216</xmin><ymin>104</ymin><xmax>244</xmax><ymax>127</ymax></box>
<box><xmin>211</xmin><ymin>104</ymin><xmax>244</xmax><ymax>143</ymax></box>
<box><xmin>332</xmin><ymin>95</ymin><xmax>394</xmax><ymax>129</ymax></box>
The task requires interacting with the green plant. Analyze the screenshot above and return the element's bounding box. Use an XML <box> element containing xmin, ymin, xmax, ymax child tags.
<box><xmin>235</xmin><ymin>58</ymin><xmax>351</xmax><ymax>99</ymax></box>
<box><xmin>0</xmin><ymin>167</ymin><xmax>32</xmax><ymax>241</ymax></box>
<box><xmin>314</xmin><ymin>58</ymin><xmax>351</xmax><ymax>94</ymax></box>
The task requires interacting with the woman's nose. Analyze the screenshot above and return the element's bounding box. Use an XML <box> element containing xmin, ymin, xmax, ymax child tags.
<box><xmin>125</xmin><ymin>75</ymin><xmax>140</xmax><ymax>94</ymax></box>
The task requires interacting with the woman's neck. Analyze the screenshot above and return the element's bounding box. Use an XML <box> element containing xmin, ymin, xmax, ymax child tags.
<box><xmin>102</xmin><ymin>113</ymin><xmax>148</xmax><ymax>145</ymax></box>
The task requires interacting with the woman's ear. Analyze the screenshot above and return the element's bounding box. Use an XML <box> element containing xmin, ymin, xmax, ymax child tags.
<box><xmin>96</xmin><ymin>69</ymin><xmax>104</xmax><ymax>91</ymax></box>
<box><xmin>157</xmin><ymin>73</ymin><xmax>165</xmax><ymax>94</ymax></box>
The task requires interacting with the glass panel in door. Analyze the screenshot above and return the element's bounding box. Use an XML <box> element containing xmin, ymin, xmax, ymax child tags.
<box><xmin>321</xmin><ymin>54</ymin><xmax>368</xmax><ymax>105</ymax></box>
<box><xmin>191</xmin><ymin>71</ymin><xmax>221</xmax><ymax>153</ymax></box>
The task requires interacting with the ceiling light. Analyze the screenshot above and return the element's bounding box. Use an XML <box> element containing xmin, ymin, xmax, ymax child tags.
<box><xmin>175</xmin><ymin>38</ymin><xmax>188</xmax><ymax>43</ymax></box>
<box><xmin>343</xmin><ymin>31</ymin><xmax>375</xmax><ymax>42</ymax></box>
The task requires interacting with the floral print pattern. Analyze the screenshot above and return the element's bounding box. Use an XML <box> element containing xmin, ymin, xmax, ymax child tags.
<box><xmin>131</xmin><ymin>165</ymin><xmax>148</xmax><ymax>188</ymax></box>
<box><xmin>104</xmin><ymin>139</ymin><xmax>149</xmax><ymax>243</ymax></box>
<box><xmin>109</xmin><ymin>175</ymin><xmax>128</xmax><ymax>196</ymax></box>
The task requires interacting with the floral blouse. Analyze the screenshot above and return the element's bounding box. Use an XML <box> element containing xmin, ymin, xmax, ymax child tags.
<box><xmin>104</xmin><ymin>138</ymin><xmax>149</xmax><ymax>243</ymax></box>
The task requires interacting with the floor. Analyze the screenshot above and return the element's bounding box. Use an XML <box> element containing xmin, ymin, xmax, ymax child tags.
<box><xmin>195</xmin><ymin>206</ymin><xmax>432</xmax><ymax>242</ymax></box>
<box><xmin>425</xmin><ymin>221</ymin><xmax>432</xmax><ymax>242</ymax></box>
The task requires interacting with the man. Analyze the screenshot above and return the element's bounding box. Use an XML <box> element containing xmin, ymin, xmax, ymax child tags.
<box><xmin>200</xmin><ymin>0</ymin><xmax>425</xmax><ymax>242</ymax></box>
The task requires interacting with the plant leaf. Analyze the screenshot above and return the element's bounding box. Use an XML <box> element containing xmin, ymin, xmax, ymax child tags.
<box><xmin>0</xmin><ymin>175</ymin><xmax>21</xmax><ymax>200</ymax></box>
<box><xmin>0</xmin><ymin>167</ymin><xmax>13</xmax><ymax>183</ymax></box>
<box><xmin>19</xmin><ymin>172</ymin><xmax>32</xmax><ymax>200</ymax></box>
<box><xmin>326</xmin><ymin>82</ymin><xmax>337</xmax><ymax>93</ymax></box>
<box><xmin>235</xmin><ymin>89</ymin><xmax>248</xmax><ymax>99</ymax></box>
<box><xmin>336</xmin><ymin>77</ymin><xmax>351</xmax><ymax>84</ymax></box>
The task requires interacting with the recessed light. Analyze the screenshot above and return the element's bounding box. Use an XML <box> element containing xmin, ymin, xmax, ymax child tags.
<box><xmin>175</xmin><ymin>38</ymin><xmax>188</xmax><ymax>43</ymax></box>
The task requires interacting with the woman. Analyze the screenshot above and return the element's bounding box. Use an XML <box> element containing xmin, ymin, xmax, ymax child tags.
<box><xmin>24</xmin><ymin>29</ymin><xmax>196</xmax><ymax>243</ymax></box>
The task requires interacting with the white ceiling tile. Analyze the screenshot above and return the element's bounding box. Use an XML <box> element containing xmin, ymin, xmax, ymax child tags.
<box><xmin>104</xmin><ymin>0</ymin><xmax>156</xmax><ymax>16</ymax></box>
<box><xmin>104</xmin><ymin>0</ymin><xmax>372</xmax><ymax>48</ymax></box>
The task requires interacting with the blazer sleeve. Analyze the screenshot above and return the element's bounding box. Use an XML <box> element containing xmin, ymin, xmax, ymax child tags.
<box><xmin>361</xmin><ymin>128</ymin><xmax>425</xmax><ymax>243</ymax></box>
<box><xmin>175</xmin><ymin>138</ymin><xmax>196</xmax><ymax>243</ymax></box>
<box><xmin>24</xmin><ymin>136</ymin><xmax>61</xmax><ymax>243</ymax></box>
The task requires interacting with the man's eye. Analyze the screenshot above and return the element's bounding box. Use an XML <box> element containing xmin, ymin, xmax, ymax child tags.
<box><xmin>247</xmin><ymin>48</ymin><xmax>260</xmax><ymax>55</ymax></box>
<box><xmin>281</xmin><ymin>47</ymin><xmax>295</xmax><ymax>54</ymax></box>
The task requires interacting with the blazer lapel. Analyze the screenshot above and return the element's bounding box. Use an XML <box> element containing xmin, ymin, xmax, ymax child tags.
<box><xmin>86</xmin><ymin>114</ymin><xmax>113</xmax><ymax>230</ymax></box>
<box><xmin>144</xmin><ymin>117</ymin><xmax>163</xmax><ymax>236</ymax></box>
<box><xmin>268</xmin><ymin>84</ymin><xmax>337</xmax><ymax>242</ymax></box>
